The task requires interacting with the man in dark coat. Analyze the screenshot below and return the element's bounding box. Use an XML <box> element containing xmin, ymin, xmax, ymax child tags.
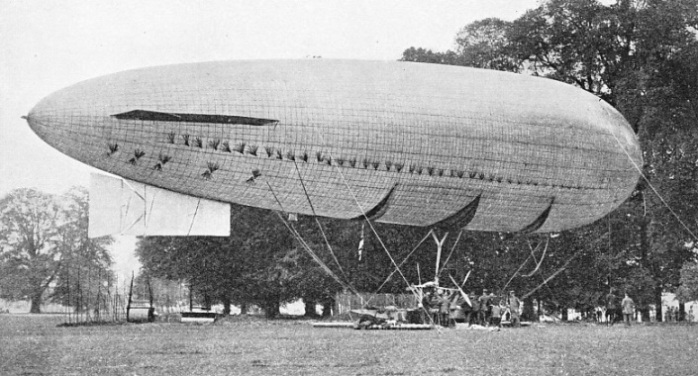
<box><xmin>605</xmin><ymin>288</ymin><xmax>619</xmax><ymax>325</ymax></box>
<box><xmin>468</xmin><ymin>291</ymin><xmax>480</xmax><ymax>326</ymax></box>
<box><xmin>421</xmin><ymin>288</ymin><xmax>435</xmax><ymax>324</ymax></box>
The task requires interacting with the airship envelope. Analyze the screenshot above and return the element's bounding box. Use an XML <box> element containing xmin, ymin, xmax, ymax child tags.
<box><xmin>26</xmin><ymin>60</ymin><xmax>642</xmax><ymax>235</ymax></box>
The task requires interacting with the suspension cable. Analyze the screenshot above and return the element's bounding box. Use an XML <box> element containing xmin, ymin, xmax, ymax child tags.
<box><xmin>608</xmin><ymin>128</ymin><xmax>698</xmax><ymax>241</ymax></box>
<box><xmin>437</xmin><ymin>229</ymin><xmax>464</xmax><ymax>279</ymax></box>
<box><xmin>311</xmin><ymin>130</ymin><xmax>436</xmax><ymax>325</ymax></box>
<box><xmin>364</xmin><ymin>229</ymin><xmax>434</xmax><ymax>306</ymax></box>
<box><xmin>291</xmin><ymin>160</ymin><xmax>347</xmax><ymax>277</ymax></box>
<box><xmin>265</xmin><ymin>182</ymin><xmax>359</xmax><ymax>295</ymax></box>
<box><xmin>312</xmin><ymin>131</ymin><xmax>420</xmax><ymax>296</ymax></box>
<box><xmin>521</xmin><ymin>237</ymin><xmax>549</xmax><ymax>278</ymax></box>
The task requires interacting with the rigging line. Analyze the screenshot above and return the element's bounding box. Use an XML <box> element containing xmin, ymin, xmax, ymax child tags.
<box><xmin>607</xmin><ymin>215</ymin><xmax>612</xmax><ymax>286</ymax></box>
<box><xmin>187</xmin><ymin>199</ymin><xmax>202</xmax><ymax>236</ymax></box>
<box><xmin>145</xmin><ymin>187</ymin><xmax>159</xmax><ymax>228</ymax></box>
<box><xmin>266</xmin><ymin>181</ymin><xmax>288</xmax><ymax>214</ymax></box>
<box><xmin>528</xmin><ymin>240</ymin><xmax>541</xmax><ymax>265</ymax></box>
<box><xmin>120</xmin><ymin>213</ymin><xmax>145</xmax><ymax>235</ymax></box>
<box><xmin>291</xmin><ymin>159</ymin><xmax>346</xmax><ymax>276</ymax></box>
<box><xmin>267</xmin><ymin>187</ymin><xmax>346</xmax><ymax>288</ymax></box>
<box><xmin>290</xmin><ymin>220</ymin><xmax>358</xmax><ymax>295</ymax></box>
<box><xmin>364</xmin><ymin>229</ymin><xmax>434</xmax><ymax>307</ymax></box>
<box><xmin>310</xmin><ymin>131</ymin><xmax>433</xmax><ymax>324</ymax></box>
<box><xmin>417</xmin><ymin>263</ymin><xmax>422</xmax><ymax>285</ymax></box>
<box><xmin>608</xmin><ymin>129</ymin><xmax>698</xmax><ymax>241</ymax></box>
<box><xmin>266</xmin><ymin>182</ymin><xmax>359</xmax><ymax>295</ymax></box>
<box><xmin>437</xmin><ymin>229</ymin><xmax>464</xmax><ymax>278</ymax></box>
<box><xmin>502</xmin><ymin>231</ymin><xmax>608</xmax><ymax>295</ymax></box>
<box><xmin>521</xmin><ymin>249</ymin><xmax>584</xmax><ymax>300</ymax></box>
<box><xmin>499</xmin><ymin>253</ymin><xmax>531</xmax><ymax>296</ymax></box>
<box><xmin>313</xmin><ymin>218</ymin><xmax>346</xmax><ymax>276</ymax></box>
<box><xmin>311</xmin><ymin>132</ymin><xmax>417</xmax><ymax>295</ymax></box>
<box><xmin>280</xmin><ymin>210</ymin><xmax>356</xmax><ymax>295</ymax></box>
<box><xmin>499</xmin><ymin>247</ymin><xmax>533</xmax><ymax>294</ymax></box>
<box><xmin>519</xmin><ymin>229</ymin><xmax>611</xmax><ymax>301</ymax></box>
<box><xmin>521</xmin><ymin>237</ymin><xmax>550</xmax><ymax>278</ymax></box>
<box><xmin>460</xmin><ymin>269</ymin><xmax>472</xmax><ymax>288</ymax></box>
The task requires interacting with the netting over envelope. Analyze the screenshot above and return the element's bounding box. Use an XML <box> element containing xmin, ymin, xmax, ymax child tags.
<box><xmin>27</xmin><ymin>60</ymin><xmax>642</xmax><ymax>233</ymax></box>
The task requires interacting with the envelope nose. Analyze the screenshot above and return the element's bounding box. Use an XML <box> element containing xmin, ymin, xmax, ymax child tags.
<box><xmin>25</xmin><ymin>97</ymin><xmax>58</xmax><ymax>144</ymax></box>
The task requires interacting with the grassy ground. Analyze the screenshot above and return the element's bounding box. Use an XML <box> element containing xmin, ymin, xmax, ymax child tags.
<box><xmin>1</xmin><ymin>314</ymin><xmax>697</xmax><ymax>376</ymax></box>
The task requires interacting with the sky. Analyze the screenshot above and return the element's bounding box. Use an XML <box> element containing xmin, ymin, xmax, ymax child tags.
<box><xmin>0</xmin><ymin>0</ymin><xmax>541</xmax><ymax>277</ymax></box>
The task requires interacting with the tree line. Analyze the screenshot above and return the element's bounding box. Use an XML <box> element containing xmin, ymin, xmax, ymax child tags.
<box><xmin>3</xmin><ymin>0</ymin><xmax>698</xmax><ymax>319</ymax></box>
<box><xmin>134</xmin><ymin>0</ymin><xmax>698</xmax><ymax>319</ymax></box>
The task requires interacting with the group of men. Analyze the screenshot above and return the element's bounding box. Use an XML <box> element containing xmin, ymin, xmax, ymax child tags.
<box><xmin>604</xmin><ymin>289</ymin><xmax>636</xmax><ymax>326</ymax></box>
<box><xmin>421</xmin><ymin>287</ymin><xmax>523</xmax><ymax>328</ymax></box>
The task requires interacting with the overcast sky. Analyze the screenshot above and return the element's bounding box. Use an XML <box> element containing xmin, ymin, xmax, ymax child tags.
<box><xmin>0</xmin><ymin>0</ymin><xmax>540</xmax><ymax>276</ymax></box>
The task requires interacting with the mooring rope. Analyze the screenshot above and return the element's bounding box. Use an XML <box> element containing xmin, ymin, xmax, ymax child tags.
<box><xmin>364</xmin><ymin>229</ymin><xmax>434</xmax><ymax>306</ymax></box>
<box><xmin>608</xmin><ymin>128</ymin><xmax>698</xmax><ymax>241</ymax></box>
<box><xmin>311</xmin><ymin>131</ymin><xmax>418</xmax><ymax>292</ymax></box>
<box><xmin>265</xmin><ymin>181</ymin><xmax>359</xmax><ymax>296</ymax></box>
<box><xmin>290</xmin><ymin>160</ymin><xmax>347</xmax><ymax>277</ymax></box>
<box><xmin>520</xmin><ymin>237</ymin><xmax>549</xmax><ymax>278</ymax></box>
<box><xmin>311</xmin><ymin>130</ymin><xmax>437</xmax><ymax>326</ymax></box>
<box><xmin>437</xmin><ymin>229</ymin><xmax>463</xmax><ymax>280</ymax></box>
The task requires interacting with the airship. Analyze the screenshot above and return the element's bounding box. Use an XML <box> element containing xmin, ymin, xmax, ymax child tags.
<box><xmin>25</xmin><ymin>60</ymin><xmax>641</xmax><ymax>237</ymax></box>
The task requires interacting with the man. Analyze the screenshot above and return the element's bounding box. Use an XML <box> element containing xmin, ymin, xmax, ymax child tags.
<box><xmin>438</xmin><ymin>289</ymin><xmax>452</xmax><ymax>327</ymax></box>
<box><xmin>421</xmin><ymin>288</ymin><xmax>434</xmax><ymax>324</ymax></box>
<box><xmin>468</xmin><ymin>291</ymin><xmax>480</xmax><ymax>326</ymax></box>
<box><xmin>508</xmin><ymin>290</ymin><xmax>521</xmax><ymax>327</ymax></box>
<box><xmin>478</xmin><ymin>289</ymin><xmax>492</xmax><ymax>326</ymax></box>
<box><xmin>429</xmin><ymin>289</ymin><xmax>441</xmax><ymax>325</ymax></box>
<box><xmin>621</xmin><ymin>293</ymin><xmax>635</xmax><ymax>326</ymax></box>
<box><xmin>605</xmin><ymin>288</ymin><xmax>618</xmax><ymax>325</ymax></box>
<box><xmin>459</xmin><ymin>291</ymin><xmax>472</xmax><ymax>325</ymax></box>
<box><xmin>490</xmin><ymin>297</ymin><xmax>503</xmax><ymax>330</ymax></box>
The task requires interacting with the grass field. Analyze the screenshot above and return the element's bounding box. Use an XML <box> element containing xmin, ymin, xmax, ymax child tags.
<box><xmin>1</xmin><ymin>314</ymin><xmax>697</xmax><ymax>376</ymax></box>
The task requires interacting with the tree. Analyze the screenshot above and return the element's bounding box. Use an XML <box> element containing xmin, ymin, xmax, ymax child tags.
<box><xmin>400</xmin><ymin>47</ymin><xmax>460</xmax><ymax>65</ymax></box>
<box><xmin>0</xmin><ymin>187</ymin><xmax>113</xmax><ymax>313</ymax></box>
<box><xmin>454</xmin><ymin>18</ymin><xmax>520</xmax><ymax>71</ymax></box>
<box><xmin>677</xmin><ymin>260</ymin><xmax>698</xmax><ymax>303</ymax></box>
<box><xmin>51</xmin><ymin>188</ymin><xmax>114</xmax><ymax>314</ymax></box>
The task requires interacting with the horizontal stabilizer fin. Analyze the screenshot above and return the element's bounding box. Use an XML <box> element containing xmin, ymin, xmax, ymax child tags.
<box><xmin>112</xmin><ymin>109</ymin><xmax>278</xmax><ymax>126</ymax></box>
<box><xmin>88</xmin><ymin>173</ymin><xmax>230</xmax><ymax>238</ymax></box>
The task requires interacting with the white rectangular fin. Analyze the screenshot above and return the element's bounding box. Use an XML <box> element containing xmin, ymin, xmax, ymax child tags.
<box><xmin>89</xmin><ymin>173</ymin><xmax>230</xmax><ymax>237</ymax></box>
